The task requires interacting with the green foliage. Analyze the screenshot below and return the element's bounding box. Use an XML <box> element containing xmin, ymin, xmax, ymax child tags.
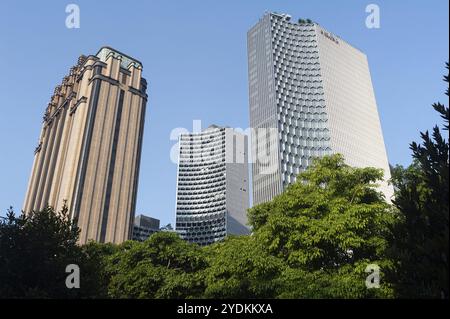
<box><xmin>0</xmin><ymin>206</ymin><xmax>83</xmax><ymax>298</ymax></box>
<box><xmin>248</xmin><ymin>154</ymin><xmax>396</xmax><ymax>298</ymax></box>
<box><xmin>80</xmin><ymin>241</ymin><xmax>119</xmax><ymax>298</ymax></box>
<box><xmin>277</xmin><ymin>261</ymin><xmax>394</xmax><ymax>299</ymax></box>
<box><xmin>203</xmin><ymin>236</ymin><xmax>284</xmax><ymax>298</ymax></box>
<box><xmin>389</xmin><ymin>63</ymin><xmax>449</xmax><ymax>298</ymax></box>
<box><xmin>105</xmin><ymin>232</ymin><xmax>207</xmax><ymax>298</ymax></box>
<box><xmin>249</xmin><ymin>155</ymin><xmax>394</xmax><ymax>268</ymax></box>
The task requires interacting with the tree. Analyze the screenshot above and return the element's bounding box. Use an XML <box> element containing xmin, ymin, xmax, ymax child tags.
<box><xmin>0</xmin><ymin>206</ymin><xmax>83</xmax><ymax>298</ymax></box>
<box><xmin>203</xmin><ymin>236</ymin><xmax>284</xmax><ymax>298</ymax></box>
<box><xmin>248</xmin><ymin>154</ymin><xmax>397</xmax><ymax>298</ymax></box>
<box><xmin>105</xmin><ymin>232</ymin><xmax>207</xmax><ymax>299</ymax></box>
<box><xmin>79</xmin><ymin>241</ymin><xmax>119</xmax><ymax>298</ymax></box>
<box><xmin>276</xmin><ymin>263</ymin><xmax>393</xmax><ymax>299</ymax></box>
<box><xmin>390</xmin><ymin>63</ymin><xmax>449</xmax><ymax>298</ymax></box>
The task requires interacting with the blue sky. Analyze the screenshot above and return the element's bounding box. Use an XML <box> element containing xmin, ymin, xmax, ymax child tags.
<box><xmin>0</xmin><ymin>0</ymin><xmax>448</xmax><ymax>226</ymax></box>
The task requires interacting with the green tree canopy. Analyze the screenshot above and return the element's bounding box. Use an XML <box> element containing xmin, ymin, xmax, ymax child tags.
<box><xmin>203</xmin><ymin>236</ymin><xmax>284</xmax><ymax>299</ymax></box>
<box><xmin>248</xmin><ymin>154</ymin><xmax>397</xmax><ymax>298</ymax></box>
<box><xmin>0</xmin><ymin>206</ymin><xmax>83</xmax><ymax>298</ymax></box>
<box><xmin>105</xmin><ymin>232</ymin><xmax>207</xmax><ymax>299</ymax></box>
<box><xmin>389</xmin><ymin>63</ymin><xmax>449</xmax><ymax>298</ymax></box>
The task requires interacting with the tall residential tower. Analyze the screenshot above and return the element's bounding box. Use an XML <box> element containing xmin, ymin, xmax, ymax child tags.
<box><xmin>175</xmin><ymin>125</ymin><xmax>250</xmax><ymax>245</ymax></box>
<box><xmin>248</xmin><ymin>12</ymin><xmax>393</xmax><ymax>205</ymax></box>
<box><xmin>23</xmin><ymin>47</ymin><xmax>147</xmax><ymax>244</ymax></box>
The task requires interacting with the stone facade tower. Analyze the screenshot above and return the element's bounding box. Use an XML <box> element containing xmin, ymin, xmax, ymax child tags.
<box><xmin>23</xmin><ymin>47</ymin><xmax>148</xmax><ymax>244</ymax></box>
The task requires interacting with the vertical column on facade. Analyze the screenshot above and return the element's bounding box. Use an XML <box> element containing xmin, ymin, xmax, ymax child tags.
<box><xmin>76</xmin><ymin>59</ymin><xmax>109</xmax><ymax>242</ymax></box>
<box><xmin>32</xmin><ymin>95</ymin><xmax>61</xmax><ymax>211</ymax></box>
<box><xmin>122</xmin><ymin>63</ymin><xmax>144</xmax><ymax>242</ymax></box>
<box><xmin>96</xmin><ymin>54</ymin><xmax>123</xmax><ymax>243</ymax></box>
<box><xmin>38</xmin><ymin>83</ymin><xmax>70</xmax><ymax>210</ymax></box>
<box><xmin>23</xmin><ymin>120</ymin><xmax>47</xmax><ymax>212</ymax></box>
<box><xmin>97</xmin><ymin>54</ymin><xmax>122</xmax><ymax>243</ymax></box>
<box><xmin>129</xmin><ymin>82</ymin><xmax>147</xmax><ymax>241</ymax></box>
<box><xmin>64</xmin><ymin>57</ymin><xmax>97</xmax><ymax>221</ymax></box>
<box><xmin>105</xmin><ymin>62</ymin><xmax>141</xmax><ymax>243</ymax></box>
<box><xmin>83</xmin><ymin>53</ymin><xmax>120</xmax><ymax>243</ymax></box>
<box><xmin>49</xmin><ymin>69</ymin><xmax>78</xmax><ymax>208</ymax></box>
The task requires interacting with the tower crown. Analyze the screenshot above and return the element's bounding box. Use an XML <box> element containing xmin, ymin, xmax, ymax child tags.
<box><xmin>96</xmin><ymin>46</ymin><xmax>143</xmax><ymax>70</ymax></box>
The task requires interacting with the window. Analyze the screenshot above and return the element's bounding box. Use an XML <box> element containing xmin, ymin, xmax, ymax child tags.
<box><xmin>121</xmin><ymin>73</ymin><xmax>127</xmax><ymax>85</ymax></box>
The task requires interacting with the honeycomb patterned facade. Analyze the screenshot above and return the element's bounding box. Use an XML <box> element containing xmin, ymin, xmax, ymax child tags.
<box><xmin>175</xmin><ymin>126</ymin><xmax>249</xmax><ymax>246</ymax></box>
<box><xmin>248</xmin><ymin>13</ymin><xmax>393</xmax><ymax>205</ymax></box>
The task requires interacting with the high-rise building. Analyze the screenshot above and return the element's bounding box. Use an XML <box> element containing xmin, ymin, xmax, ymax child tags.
<box><xmin>175</xmin><ymin>125</ymin><xmax>250</xmax><ymax>245</ymax></box>
<box><xmin>23</xmin><ymin>47</ymin><xmax>148</xmax><ymax>244</ymax></box>
<box><xmin>132</xmin><ymin>214</ymin><xmax>160</xmax><ymax>242</ymax></box>
<box><xmin>248</xmin><ymin>12</ymin><xmax>393</xmax><ymax>205</ymax></box>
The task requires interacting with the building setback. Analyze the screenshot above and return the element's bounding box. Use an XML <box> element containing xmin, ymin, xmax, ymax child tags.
<box><xmin>175</xmin><ymin>125</ymin><xmax>250</xmax><ymax>246</ymax></box>
<box><xmin>248</xmin><ymin>12</ymin><xmax>394</xmax><ymax>205</ymax></box>
<box><xmin>23</xmin><ymin>46</ymin><xmax>148</xmax><ymax>244</ymax></box>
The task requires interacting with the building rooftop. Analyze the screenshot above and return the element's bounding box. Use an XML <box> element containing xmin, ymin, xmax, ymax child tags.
<box><xmin>96</xmin><ymin>46</ymin><xmax>143</xmax><ymax>69</ymax></box>
<box><xmin>134</xmin><ymin>214</ymin><xmax>160</xmax><ymax>229</ymax></box>
<box><xmin>267</xmin><ymin>12</ymin><xmax>365</xmax><ymax>54</ymax></box>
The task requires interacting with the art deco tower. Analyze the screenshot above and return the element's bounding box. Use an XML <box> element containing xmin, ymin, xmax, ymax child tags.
<box><xmin>175</xmin><ymin>125</ymin><xmax>250</xmax><ymax>246</ymax></box>
<box><xmin>23</xmin><ymin>47</ymin><xmax>147</xmax><ymax>244</ymax></box>
<box><xmin>248</xmin><ymin>12</ymin><xmax>393</xmax><ymax>205</ymax></box>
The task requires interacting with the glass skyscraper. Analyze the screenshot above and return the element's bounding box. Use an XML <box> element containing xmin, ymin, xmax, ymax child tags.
<box><xmin>175</xmin><ymin>125</ymin><xmax>250</xmax><ymax>245</ymax></box>
<box><xmin>248</xmin><ymin>12</ymin><xmax>393</xmax><ymax>205</ymax></box>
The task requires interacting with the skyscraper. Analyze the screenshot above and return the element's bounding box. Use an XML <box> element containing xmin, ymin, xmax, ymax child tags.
<box><xmin>248</xmin><ymin>12</ymin><xmax>393</xmax><ymax>205</ymax></box>
<box><xmin>23</xmin><ymin>47</ymin><xmax>147</xmax><ymax>244</ymax></box>
<box><xmin>175</xmin><ymin>125</ymin><xmax>250</xmax><ymax>245</ymax></box>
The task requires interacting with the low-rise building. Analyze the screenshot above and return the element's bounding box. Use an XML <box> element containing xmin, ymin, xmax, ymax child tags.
<box><xmin>132</xmin><ymin>214</ymin><xmax>160</xmax><ymax>242</ymax></box>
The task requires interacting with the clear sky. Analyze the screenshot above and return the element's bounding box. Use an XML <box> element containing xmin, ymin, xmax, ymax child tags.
<box><xmin>0</xmin><ymin>0</ymin><xmax>448</xmax><ymax>226</ymax></box>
